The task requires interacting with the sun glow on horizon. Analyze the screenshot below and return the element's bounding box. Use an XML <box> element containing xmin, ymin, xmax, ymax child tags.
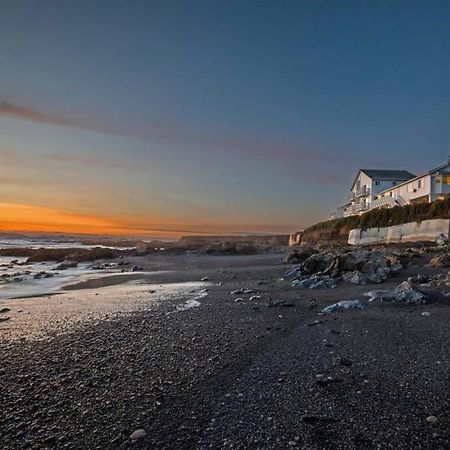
<box><xmin>0</xmin><ymin>202</ymin><xmax>295</xmax><ymax>238</ymax></box>
<box><xmin>0</xmin><ymin>202</ymin><xmax>182</xmax><ymax>238</ymax></box>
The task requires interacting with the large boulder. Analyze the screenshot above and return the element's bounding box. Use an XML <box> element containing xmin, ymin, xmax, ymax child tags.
<box><xmin>301</xmin><ymin>253</ymin><xmax>331</xmax><ymax>274</ymax></box>
<box><xmin>284</xmin><ymin>246</ymin><xmax>319</xmax><ymax>264</ymax></box>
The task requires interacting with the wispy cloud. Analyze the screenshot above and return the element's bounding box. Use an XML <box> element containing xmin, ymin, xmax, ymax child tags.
<box><xmin>0</xmin><ymin>148</ymin><xmax>22</xmax><ymax>163</ymax></box>
<box><xmin>0</xmin><ymin>101</ymin><xmax>76</xmax><ymax>128</ymax></box>
<box><xmin>45</xmin><ymin>153</ymin><xmax>143</xmax><ymax>171</ymax></box>
<box><xmin>1</xmin><ymin>100</ymin><xmax>337</xmax><ymax>167</ymax></box>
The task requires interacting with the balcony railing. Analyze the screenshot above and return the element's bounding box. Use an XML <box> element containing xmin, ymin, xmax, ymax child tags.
<box><xmin>344</xmin><ymin>202</ymin><xmax>370</xmax><ymax>216</ymax></box>
<box><xmin>355</xmin><ymin>186</ymin><xmax>371</xmax><ymax>198</ymax></box>
<box><xmin>371</xmin><ymin>194</ymin><xmax>408</xmax><ymax>210</ymax></box>
<box><xmin>348</xmin><ymin>187</ymin><xmax>371</xmax><ymax>202</ymax></box>
<box><xmin>370</xmin><ymin>196</ymin><xmax>397</xmax><ymax>209</ymax></box>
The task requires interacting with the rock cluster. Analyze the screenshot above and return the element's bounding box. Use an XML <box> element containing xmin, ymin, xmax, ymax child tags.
<box><xmin>366</xmin><ymin>281</ymin><xmax>427</xmax><ymax>305</ymax></box>
<box><xmin>286</xmin><ymin>247</ymin><xmax>403</xmax><ymax>289</ymax></box>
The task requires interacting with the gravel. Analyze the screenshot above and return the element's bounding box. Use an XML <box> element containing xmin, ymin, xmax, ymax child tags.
<box><xmin>0</xmin><ymin>252</ymin><xmax>449</xmax><ymax>449</ymax></box>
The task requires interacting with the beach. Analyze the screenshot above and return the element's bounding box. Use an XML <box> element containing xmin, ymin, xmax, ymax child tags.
<box><xmin>1</xmin><ymin>250</ymin><xmax>449</xmax><ymax>449</ymax></box>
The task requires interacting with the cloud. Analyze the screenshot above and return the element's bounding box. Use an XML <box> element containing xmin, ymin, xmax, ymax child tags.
<box><xmin>1</xmin><ymin>100</ymin><xmax>337</xmax><ymax>167</ymax></box>
<box><xmin>45</xmin><ymin>153</ymin><xmax>143</xmax><ymax>171</ymax></box>
<box><xmin>0</xmin><ymin>101</ymin><xmax>76</xmax><ymax>128</ymax></box>
<box><xmin>0</xmin><ymin>148</ymin><xmax>22</xmax><ymax>163</ymax></box>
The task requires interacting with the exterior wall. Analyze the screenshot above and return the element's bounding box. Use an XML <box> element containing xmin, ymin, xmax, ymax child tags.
<box><xmin>377</xmin><ymin>164</ymin><xmax>450</xmax><ymax>206</ymax></box>
<box><xmin>431</xmin><ymin>171</ymin><xmax>450</xmax><ymax>200</ymax></box>
<box><xmin>346</xmin><ymin>171</ymin><xmax>373</xmax><ymax>215</ymax></box>
<box><xmin>373</xmin><ymin>178</ymin><xmax>403</xmax><ymax>195</ymax></box>
<box><xmin>348</xmin><ymin>219</ymin><xmax>450</xmax><ymax>246</ymax></box>
<box><xmin>288</xmin><ymin>233</ymin><xmax>302</xmax><ymax>246</ymax></box>
<box><xmin>378</xmin><ymin>175</ymin><xmax>431</xmax><ymax>204</ymax></box>
<box><xmin>345</xmin><ymin>172</ymin><xmax>415</xmax><ymax>216</ymax></box>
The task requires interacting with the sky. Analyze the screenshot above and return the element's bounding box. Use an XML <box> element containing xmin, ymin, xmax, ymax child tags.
<box><xmin>1</xmin><ymin>0</ymin><xmax>450</xmax><ymax>238</ymax></box>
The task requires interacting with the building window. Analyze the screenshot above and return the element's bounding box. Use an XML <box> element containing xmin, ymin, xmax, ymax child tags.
<box><xmin>418</xmin><ymin>179</ymin><xmax>422</xmax><ymax>189</ymax></box>
<box><xmin>375</xmin><ymin>181</ymin><xmax>380</xmax><ymax>186</ymax></box>
<box><xmin>444</xmin><ymin>175</ymin><xmax>450</xmax><ymax>185</ymax></box>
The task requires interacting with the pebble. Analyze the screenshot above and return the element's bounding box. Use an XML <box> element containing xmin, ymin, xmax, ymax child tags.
<box><xmin>421</xmin><ymin>312</ymin><xmax>431</xmax><ymax>317</ymax></box>
<box><xmin>201</xmin><ymin>277</ymin><xmax>209</xmax><ymax>282</ymax></box>
<box><xmin>130</xmin><ymin>429</ymin><xmax>147</xmax><ymax>440</ymax></box>
<box><xmin>0</xmin><ymin>307</ymin><xmax>11</xmax><ymax>314</ymax></box>
<box><xmin>426</xmin><ymin>416</ymin><xmax>438</xmax><ymax>424</ymax></box>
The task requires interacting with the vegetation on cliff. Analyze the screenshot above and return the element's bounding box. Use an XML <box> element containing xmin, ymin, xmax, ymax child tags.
<box><xmin>300</xmin><ymin>198</ymin><xmax>450</xmax><ymax>243</ymax></box>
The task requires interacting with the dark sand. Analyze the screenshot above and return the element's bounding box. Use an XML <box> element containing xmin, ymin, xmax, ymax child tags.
<box><xmin>0</xmin><ymin>252</ymin><xmax>449</xmax><ymax>449</ymax></box>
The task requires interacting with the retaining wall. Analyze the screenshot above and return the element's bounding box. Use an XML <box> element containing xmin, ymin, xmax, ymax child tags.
<box><xmin>348</xmin><ymin>219</ymin><xmax>450</xmax><ymax>245</ymax></box>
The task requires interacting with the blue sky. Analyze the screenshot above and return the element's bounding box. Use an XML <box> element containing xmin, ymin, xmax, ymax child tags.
<box><xmin>1</xmin><ymin>1</ymin><xmax>450</xmax><ymax>236</ymax></box>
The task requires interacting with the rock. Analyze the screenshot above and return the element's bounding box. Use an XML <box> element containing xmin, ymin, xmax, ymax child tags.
<box><xmin>436</xmin><ymin>233</ymin><xmax>448</xmax><ymax>246</ymax></box>
<box><xmin>309</xmin><ymin>276</ymin><xmax>338</xmax><ymax>289</ymax></box>
<box><xmin>367</xmin><ymin>281</ymin><xmax>426</xmax><ymax>305</ymax></box>
<box><xmin>0</xmin><ymin>316</ymin><xmax>11</xmax><ymax>322</ymax></box>
<box><xmin>426</xmin><ymin>416</ymin><xmax>438</xmax><ymax>424</ymax></box>
<box><xmin>130</xmin><ymin>265</ymin><xmax>144</xmax><ymax>272</ymax></box>
<box><xmin>301</xmin><ymin>254</ymin><xmax>331</xmax><ymax>275</ymax></box>
<box><xmin>408</xmin><ymin>274</ymin><xmax>428</xmax><ymax>285</ymax></box>
<box><xmin>33</xmin><ymin>271</ymin><xmax>54</xmax><ymax>279</ymax></box>
<box><xmin>292</xmin><ymin>274</ymin><xmax>337</xmax><ymax>289</ymax></box>
<box><xmin>55</xmin><ymin>261</ymin><xmax>78</xmax><ymax>270</ymax></box>
<box><xmin>284</xmin><ymin>246</ymin><xmax>319</xmax><ymax>264</ymax></box>
<box><xmin>287</xmin><ymin>248</ymin><xmax>404</xmax><ymax>289</ymax></box>
<box><xmin>0</xmin><ymin>307</ymin><xmax>11</xmax><ymax>314</ymax></box>
<box><xmin>200</xmin><ymin>277</ymin><xmax>209</xmax><ymax>281</ymax></box>
<box><xmin>421</xmin><ymin>312</ymin><xmax>431</xmax><ymax>317</ymax></box>
<box><xmin>428</xmin><ymin>254</ymin><xmax>450</xmax><ymax>268</ymax></box>
<box><xmin>267</xmin><ymin>300</ymin><xmax>295</xmax><ymax>308</ymax></box>
<box><xmin>130</xmin><ymin>429</ymin><xmax>147</xmax><ymax>441</ymax></box>
<box><xmin>234</xmin><ymin>297</ymin><xmax>244</xmax><ymax>303</ymax></box>
<box><xmin>231</xmin><ymin>288</ymin><xmax>256</xmax><ymax>295</ymax></box>
<box><xmin>249</xmin><ymin>295</ymin><xmax>261</xmax><ymax>301</ymax></box>
<box><xmin>321</xmin><ymin>299</ymin><xmax>364</xmax><ymax>314</ymax></box>
<box><xmin>342</xmin><ymin>271</ymin><xmax>369</xmax><ymax>285</ymax></box>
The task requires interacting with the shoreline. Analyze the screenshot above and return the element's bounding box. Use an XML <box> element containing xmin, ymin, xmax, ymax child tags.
<box><xmin>0</xmin><ymin>251</ymin><xmax>449</xmax><ymax>448</ymax></box>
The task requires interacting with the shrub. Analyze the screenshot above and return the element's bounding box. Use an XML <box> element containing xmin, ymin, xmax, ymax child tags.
<box><xmin>304</xmin><ymin>198</ymin><xmax>450</xmax><ymax>235</ymax></box>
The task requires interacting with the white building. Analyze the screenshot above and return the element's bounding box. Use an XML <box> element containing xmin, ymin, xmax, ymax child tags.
<box><xmin>331</xmin><ymin>169</ymin><xmax>415</xmax><ymax>218</ymax></box>
<box><xmin>372</xmin><ymin>160</ymin><xmax>450</xmax><ymax>209</ymax></box>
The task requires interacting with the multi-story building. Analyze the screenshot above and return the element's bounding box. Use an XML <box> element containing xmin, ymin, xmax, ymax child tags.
<box><xmin>331</xmin><ymin>169</ymin><xmax>415</xmax><ymax>218</ymax></box>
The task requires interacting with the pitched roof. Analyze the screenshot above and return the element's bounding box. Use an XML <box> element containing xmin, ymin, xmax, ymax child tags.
<box><xmin>360</xmin><ymin>169</ymin><xmax>416</xmax><ymax>180</ymax></box>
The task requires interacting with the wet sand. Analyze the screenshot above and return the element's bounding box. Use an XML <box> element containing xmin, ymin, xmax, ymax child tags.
<box><xmin>0</xmin><ymin>252</ymin><xmax>449</xmax><ymax>449</ymax></box>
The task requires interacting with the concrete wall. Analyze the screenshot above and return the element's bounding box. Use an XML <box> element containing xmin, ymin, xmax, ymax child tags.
<box><xmin>348</xmin><ymin>219</ymin><xmax>450</xmax><ymax>246</ymax></box>
<box><xmin>289</xmin><ymin>233</ymin><xmax>302</xmax><ymax>246</ymax></box>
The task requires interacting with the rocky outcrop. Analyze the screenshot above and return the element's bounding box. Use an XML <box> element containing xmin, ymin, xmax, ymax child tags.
<box><xmin>0</xmin><ymin>247</ymin><xmax>132</xmax><ymax>263</ymax></box>
<box><xmin>286</xmin><ymin>248</ymin><xmax>403</xmax><ymax>289</ymax></box>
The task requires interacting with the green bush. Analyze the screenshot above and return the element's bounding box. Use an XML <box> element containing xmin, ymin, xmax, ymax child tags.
<box><xmin>305</xmin><ymin>198</ymin><xmax>450</xmax><ymax>234</ymax></box>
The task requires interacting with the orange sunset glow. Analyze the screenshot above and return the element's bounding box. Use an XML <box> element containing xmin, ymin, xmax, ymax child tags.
<box><xmin>0</xmin><ymin>202</ymin><xmax>134</xmax><ymax>235</ymax></box>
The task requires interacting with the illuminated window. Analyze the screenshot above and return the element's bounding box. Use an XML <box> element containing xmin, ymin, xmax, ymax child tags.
<box><xmin>444</xmin><ymin>175</ymin><xmax>450</xmax><ymax>185</ymax></box>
